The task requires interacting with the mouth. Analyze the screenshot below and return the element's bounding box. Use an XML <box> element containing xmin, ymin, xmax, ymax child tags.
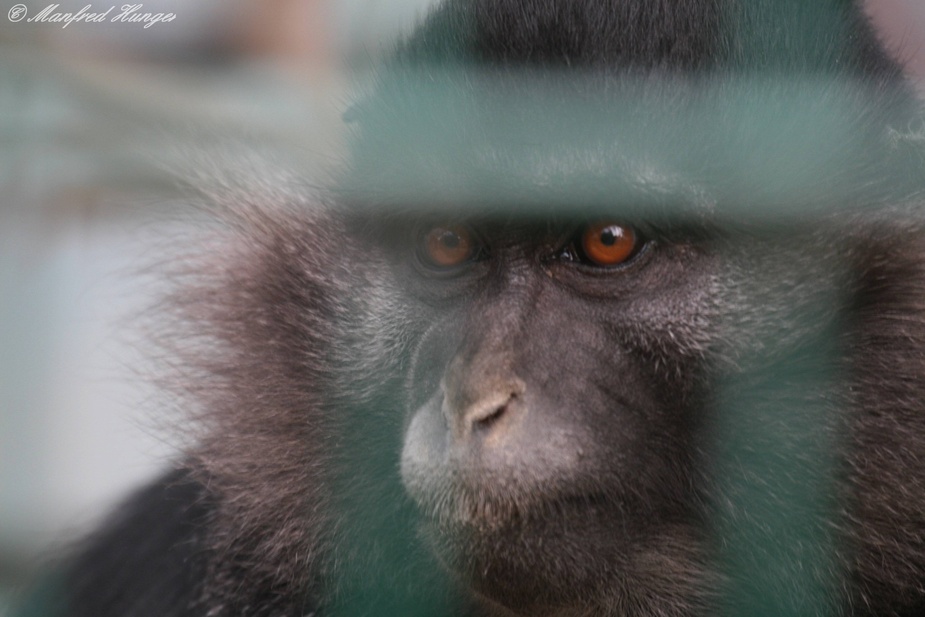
<box><xmin>413</xmin><ymin>480</ymin><xmax>614</xmax><ymax>536</ymax></box>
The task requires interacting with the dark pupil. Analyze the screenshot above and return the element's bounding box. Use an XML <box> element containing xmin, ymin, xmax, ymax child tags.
<box><xmin>600</xmin><ymin>227</ymin><xmax>618</xmax><ymax>246</ymax></box>
<box><xmin>440</xmin><ymin>231</ymin><xmax>460</xmax><ymax>249</ymax></box>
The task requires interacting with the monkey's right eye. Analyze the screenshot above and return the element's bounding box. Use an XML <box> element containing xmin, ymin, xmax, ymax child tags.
<box><xmin>417</xmin><ymin>224</ymin><xmax>478</xmax><ymax>270</ymax></box>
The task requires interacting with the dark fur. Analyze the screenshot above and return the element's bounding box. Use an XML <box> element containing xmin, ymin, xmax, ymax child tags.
<box><xmin>34</xmin><ymin>1</ymin><xmax>925</xmax><ymax>616</ymax></box>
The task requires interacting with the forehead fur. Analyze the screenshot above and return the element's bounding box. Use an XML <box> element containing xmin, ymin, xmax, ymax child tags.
<box><xmin>395</xmin><ymin>0</ymin><xmax>900</xmax><ymax>76</ymax></box>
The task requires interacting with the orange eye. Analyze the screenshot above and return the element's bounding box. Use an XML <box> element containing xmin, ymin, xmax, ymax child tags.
<box><xmin>580</xmin><ymin>222</ymin><xmax>637</xmax><ymax>266</ymax></box>
<box><xmin>421</xmin><ymin>224</ymin><xmax>476</xmax><ymax>268</ymax></box>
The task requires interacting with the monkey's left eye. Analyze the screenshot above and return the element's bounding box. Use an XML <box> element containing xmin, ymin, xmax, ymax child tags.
<box><xmin>417</xmin><ymin>224</ymin><xmax>478</xmax><ymax>269</ymax></box>
<box><xmin>574</xmin><ymin>222</ymin><xmax>640</xmax><ymax>267</ymax></box>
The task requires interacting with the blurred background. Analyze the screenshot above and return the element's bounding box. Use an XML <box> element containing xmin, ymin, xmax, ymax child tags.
<box><xmin>0</xmin><ymin>0</ymin><xmax>924</xmax><ymax>612</ymax></box>
<box><xmin>0</xmin><ymin>0</ymin><xmax>440</xmax><ymax>609</ymax></box>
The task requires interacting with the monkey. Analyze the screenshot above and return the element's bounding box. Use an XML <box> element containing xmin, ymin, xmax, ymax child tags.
<box><xmin>20</xmin><ymin>0</ymin><xmax>925</xmax><ymax>616</ymax></box>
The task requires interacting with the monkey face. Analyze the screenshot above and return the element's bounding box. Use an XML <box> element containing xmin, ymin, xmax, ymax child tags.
<box><xmin>383</xmin><ymin>217</ymin><xmax>717</xmax><ymax>606</ymax></box>
<box><xmin>332</xmin><ymin>46</ymin><xmax>911</xmax><ymax>614</ymax></box>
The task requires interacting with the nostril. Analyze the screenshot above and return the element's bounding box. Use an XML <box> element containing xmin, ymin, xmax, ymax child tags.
<box><xmin>465</xmin><ymin>391</ymin><xmax>521</xmax><ymax>436</ymax></box>
<box><xmin>473</xmin><ymin>402</ymin><xmax>508</xmax><ymax>431</ymax></box>
<box><xmin>449</xmin><ymin>381</ymin><xmax>526</xmax><ymax>440</ymax></box>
